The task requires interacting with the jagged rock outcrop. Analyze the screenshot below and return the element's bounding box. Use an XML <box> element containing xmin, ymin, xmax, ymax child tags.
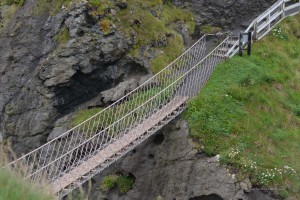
<box><xmin>86</xmin><ymin>119</ymin><xmax>279</xmax><ymax>200</ymax></box>
<box><xmin>1</xmin><ymin>0</ymin><xmax>58</xmax><ymax>153</ymax></box>
<box><xmin>0</xmin><ymin>1</ymin><xmax>149</xmax><ymax>154</ymax></box>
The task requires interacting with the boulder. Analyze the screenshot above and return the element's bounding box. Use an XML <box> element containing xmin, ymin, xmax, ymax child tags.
<box><xmin>101</xmin><ymin>78</ymin><xmax>138</xmax><ymax>104</ymax></box>
<box><xmin>240</xmin><ymin>178</ymin><xmax>252</xmax><ymax>193</ymax></box>
<box><xmin>47</xmin><ymin>127</ymin><xmax>69</xmax><ymax>141</ymax></box>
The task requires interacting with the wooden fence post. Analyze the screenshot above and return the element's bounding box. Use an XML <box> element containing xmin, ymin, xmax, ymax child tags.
<box><xmin>282</xmin><ymin>0</ymin><xmax>285</xmax><ymax>18</ymax></box>
<box><xmin>267</xmin><ymin>13</ymin><xmax>271</xmax><ymax>31</ymax></box>
<box><xmin>253</xmin><ymin>20</ymin><xmax>258</xmax><ymax>41</ymax></box>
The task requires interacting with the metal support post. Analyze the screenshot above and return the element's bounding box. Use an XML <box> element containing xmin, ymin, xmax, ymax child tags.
<box><xmin>239</xmin><ymin>32</ymin><xmax>243</xmax><ymax>57</ymax></box>
<box><xmin>247</xmin><ymin>32</ymin><xmax>252</xmax><ymax>56</ymax></box>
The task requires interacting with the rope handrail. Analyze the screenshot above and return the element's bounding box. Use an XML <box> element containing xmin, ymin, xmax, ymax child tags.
<box><xmin>24</xmin><ymin>36</ymin><xmax>232</xmax><ymax>181</ymax></box>
<box><xmin>38</xmin><ymin>37</ymin><xmax>232</xmax><ymax>194</ymax></box>
<box><xmin>7</xmin><ymin>33</ymin><xmax>209</xmax><ymax>185</ymax></box>
<box><xmin>8</xmin><ymin>35</ymin><xmax>207</xmax><ymax>165</ymax></box>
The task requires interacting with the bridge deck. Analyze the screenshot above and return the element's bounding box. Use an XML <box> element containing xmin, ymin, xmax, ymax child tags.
<box><xmin>51</xmin><ymin>95</ymin><xmax>189</xmax><ymax>193</ymax></box>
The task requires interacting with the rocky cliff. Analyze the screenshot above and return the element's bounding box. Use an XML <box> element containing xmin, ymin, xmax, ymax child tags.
<box><xmin>0</xmin><ymin>0</ymin><xmax>273</xmax><ymax>161</ymax></box>
<box><xmin>0</xmin><ymin>0</ymin><xmax>281</xmax><ymax>199</ymax></box>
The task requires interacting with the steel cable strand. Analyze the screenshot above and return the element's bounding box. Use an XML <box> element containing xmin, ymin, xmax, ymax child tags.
<box><xmin>7</xmin><ymin>36</ymin><xmax>207</xmax><ymax>172</ymax></box>
<box><xmin>47</xmin><ymin>37</ymin><xmax>229</xmax><ymax>192</ymax></box>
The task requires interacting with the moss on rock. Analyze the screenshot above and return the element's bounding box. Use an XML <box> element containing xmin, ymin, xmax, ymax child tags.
<box><xmin>88</xmin><ymin>0</ymin><xmax>195</xmax><ymax>73</ymax></box>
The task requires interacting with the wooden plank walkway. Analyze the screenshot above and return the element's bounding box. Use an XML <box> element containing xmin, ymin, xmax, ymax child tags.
<box><xmin>51</xmin><ymin>95</ymin><xmax>189</xmax><ymax>193</ymax></box>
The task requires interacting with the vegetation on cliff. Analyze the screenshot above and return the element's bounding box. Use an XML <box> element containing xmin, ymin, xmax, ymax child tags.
<box><xmin>101</xmin><ymin>173</ymin><xmax>135</xmax><ymax>193</ymax></box>
<box><xmin>31</xmin><ymin>0</ymin><xmax>194</xmax><ymax>73</ymax></box>
<box><xmin>1</xmin><ymin>0</ymin><xmax>25</xmax><ymax>6</ymax></box>
<box><xmin>3</xmin><ymin>0</ymin><xmax>194</xmax><ymax>72</ymax></box>
<box><xmin>88</xmin><ymin>0</ymin><xmax>194</xmax><ymax>73</ymax></box>
<box><xmin>35</xmin><ymin>0</ymin><xmax>76</xmax><ymax>14</ymax></box>
<box><xmin>185</xmin><ymin>14</ymin><xmax>300</xmax><ymax>199</ymax></box>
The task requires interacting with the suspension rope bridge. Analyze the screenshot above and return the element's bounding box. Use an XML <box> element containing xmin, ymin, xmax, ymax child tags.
<box><xmin>6</xmin><ymin>0</ymin><xmax>299</xmax><ymax>198</ymax></box>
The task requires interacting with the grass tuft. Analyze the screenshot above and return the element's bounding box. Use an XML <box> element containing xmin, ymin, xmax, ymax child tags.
<box><xmin>34</xmin><ymin>0</ymin><xmax>73</xmax><ymax>15</ymax></box>
<box><xmin>1</xmin><ymin>0</ymin><xmax>26</xmax><ymax>6</ymax></box>
<box><xmin>99</xmin><ymin>19</ymin><xmax>112</xmax><ymax>34</ymax></box>
<box><xmin>54</xmin><ymin>27</ymin><xmax>70</xmax><ymax>45</ymax></box>
<box><xmin>101</xmin><ymin>174</ymin><xmax>135</xmax><ymax>193</ymax></box>
<box><xmin>199</xmin><ymin>25</ymin><xmax>222</xmax><ymax>34</ymax></box>
<box><xmin>0</xmin><ymin>4</ymin><xmax>18</xmax><ymax>31</ymax></box>
<box><xmin>70</xmin><ymin>107</ymin><xmax>102</xmax><ymax>128</ymax></box>
<box><xmin>0</xmin><ymin>150</ymin><xmax>54</xmax><ymax>200</ymax></box>
<box><xmin>0</xmin><ymin>169</ymin><xmax>54</xmax><ymax>200</ymax></box>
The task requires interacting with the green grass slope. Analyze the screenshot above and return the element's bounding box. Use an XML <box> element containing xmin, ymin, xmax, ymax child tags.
<box><xmin>185</xmin><ymin>14</ymin><xmax>300</xmax><ymax>199</ymax></box>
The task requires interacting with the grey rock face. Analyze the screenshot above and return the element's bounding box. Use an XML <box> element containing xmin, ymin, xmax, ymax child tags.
<box><xmin>0</xmin><ymin>0</ymin><xmax>60</xmax><ymax>153</ymax></box>
<box><xmin>86</xmin><ymin>119</ymin><xmax>278</xmax><ymax>200</ymax></box>
<box><xmin>171</xmin><ymin>0</ymin><xmax>275</xmax><ymax>30</ymax></box>
<box><xmin>41</xmin><ymin>56</ymin><xmax>78</xmax><ymax>87</ymax></box>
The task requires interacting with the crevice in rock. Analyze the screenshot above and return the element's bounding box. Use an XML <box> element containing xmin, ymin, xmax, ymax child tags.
<box><xmin>189</xmin><ymin>194</ymin><xmax>224</xmax><ymax>200</ymax></box>
<box><xmin>77</xmin><ymin>29</ymin><xmax>85</xmax><ymax>37</ymax></box>
<box><xmin>52</xmin><ymin>66</ymin><xmax>116</xmax><ymax>114</ymax></box>
<box><xmin>148</xmin><ymin>154</ymin><xmax>154</xmax><ymax>159</ymax></box>
<box><xmin>123</xmin><ymin>60</ymin><xmax>149</xmax><ymax>79</ymax></box>
<box><xmin>153</xmin><ymin>132</ymin><xmax>164</xmax><ymax>145</ymax></box>
<box><xmin>85</xmin><ymin>11</ymin><xmax>97</xmax><ymax>26</ymax></box>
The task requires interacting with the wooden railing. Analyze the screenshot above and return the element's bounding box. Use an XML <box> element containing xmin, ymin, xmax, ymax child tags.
<box><xmin>227</xmin><ymin>0</ymin><xmax>300</xmax><ymax>57</ymax></box>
